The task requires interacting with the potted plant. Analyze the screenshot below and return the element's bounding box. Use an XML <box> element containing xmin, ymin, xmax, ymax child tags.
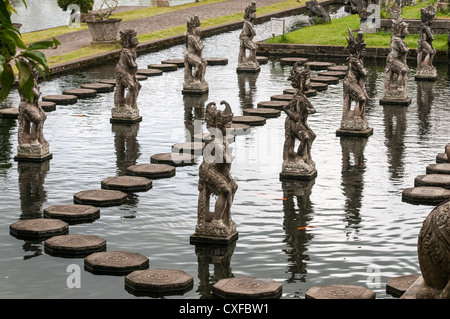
<box><xmin>84</xmin><ymin>0</ymin><xmax>122</xmax><ymax>44</ymax></box>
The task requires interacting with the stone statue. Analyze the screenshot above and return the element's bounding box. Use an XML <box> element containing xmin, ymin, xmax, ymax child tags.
<box><xmin>380</xmin><ymin>18</ymin><xmax>411</xmax><ymax>105</ymax></box>
<box><xmin>337</xmin><ymin>28</ymin><xmax>372</xmax><ymax>137</ymax></box>
<box><xmin>389</xmin><ymin>2</ymin><xmax>402</xmax><ymax>20</ymax></box>
<box><xmin>416</xmin><ymin>200</ymin><xmax>450</xmax><ymax>299</ymax></box>
<box><xmin>415</xmin><ymin>5</ymin><xmax>437</xmax><ymax>81</ymax></box>
<box><xmin>306</xmin><ymin>0</ymin><xmax>331</xmax><ymax>25</ymax></box>
<box><xmin>183</xmin><ymin>16</ymin><xmax>208</xmax><ymax>95</ymax></box>
<box><xmin>280</xmin><ymin>62</ymin><xmax>317</xmax><ymax>180</ymax></box>
<box><xmin>15</xmin><ymin>58</ymin><xmax>52</xmax><ymax>162</ymax></box>
<box><xmin>237</xmin><ymin>2</ymin><xmax>260</xmax><ymax>73</ymax></box>
<box><xmin>191</xmin><ymin>101</ymin><xmax>238</xmax><ymax>244</ymax></box>
<box><xmin>112</xmin><ymin>28</ymin><xmax>142</xmax><ymax>123</ymax></box>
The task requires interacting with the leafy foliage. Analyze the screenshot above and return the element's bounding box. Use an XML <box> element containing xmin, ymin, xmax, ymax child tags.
<box><xmin>57</xmin><ymin>0</ymin><xmax>94</xmax><ymax>13</ymax></box>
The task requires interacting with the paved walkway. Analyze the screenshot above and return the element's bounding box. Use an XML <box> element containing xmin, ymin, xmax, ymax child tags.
<box><xmin>41</xmin><ymin>0</ymin><xmax>291</xmax><ymax>58</ymax></box>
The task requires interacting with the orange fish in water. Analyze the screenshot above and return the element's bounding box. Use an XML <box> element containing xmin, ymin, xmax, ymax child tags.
<box><xmin>297</xmin><ymin>226</ymin><xmax>315</xmax><ymax>230</ymax></box>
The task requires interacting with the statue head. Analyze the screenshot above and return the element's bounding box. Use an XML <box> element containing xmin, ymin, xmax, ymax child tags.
<box><xmin>288</xmin><ymin>62</ymin><xmax>311</xmax><ymax>93</ymax></box>
<box><xmin>392</xmin><ymin>18</ymin><xmax>409</xmax><ymax>38</ymax></box>
<box><xmin>119</xmin><ymin>29</ymin><xmax>138</xmax><ymax>49</ymax></box>
<box><xmin>346</xmin><ymin>27</ymin><xmax>367</xmax><ymax>58</ymax></box>
<box><xmin>244</xmin><ymin>2</ymin><xmax>257</xmax><ymax>22</ymax></box>
<box><xmin>187</xmin><ymin>16</ymin><xmax>201</xmax><ymax>36</ymax></box>
<box><xmin>421</xmin><ymin>5</ymin><xmax>436</xmax><ymax>25</ymax></box>
<box><xmin>205</xmin><ymin>101</ymin><xmax>234</xmax><ymax>135</ymax></box>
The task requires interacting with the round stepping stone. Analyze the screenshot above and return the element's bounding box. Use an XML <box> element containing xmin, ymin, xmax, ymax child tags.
<box><xmin>306</xmin><ymin>61</ymin><xmax>335</xmax><ymax>70</ymax></box>
<box><xmin>80</xmin><ymin>83</ymin><xmax>114</xmax><ymax>93</ymax></box>
<box><xmin>62</xmin><ymin>88</ymin><xmax>97</xmax><ymax>98</ymax></box>
<box><xmin>205</xmin><ymin>57</ymin><xmax>228</xmax><ymax>65</ymax></box>
<box><xmin>10</xmin><ymin>218</ymin><xmax>68</xmax><ymax>240</ymax></box>
<box><xmin>228</xmin><ymin>123</ymin><xmax>251</xmax><ymax>135</ymax></box>
<box><xmin>148</xmin><ymin>63</ymin><xmax>177</xmax><ymax>71</ymax></box>
<box><xmin>136</xmin><ymin>74</ymin><xmax>148</xmax><ymax>81</ymax></box>
<box><xmin>310</xmin><ymin>76</ymin><xmax>339</xmax><ymax>84</ymax></box>
<box><xmin>126</xmin><ymin>163</ymin><xmax>175</xmax><ymax>179</ymax></box>
<box><xmin>212</xmin><ymin>277</ymin><xmax>282</xmax><ymax>299</ymax></box>
<box><xmin>282</xmin><ymin>89</ymin><xmax>316</xmax><ymax>97</ymax></box>
<box><xmin>257</xmin><ymin>100</ymin><xmax>287</xmax><ymax>110</ymax></box>
<box><xmin>280</xmin><ymin>57</ymin><xmax>308</xmax><ymax>65</ymax></box>
<box><xmin>172</xmin><ymin>142</ymin><xmax>205</xmax><ymax>155</ymax></box>
<box><xmin>305</xmin><ymin>285</ymin><xmax>376</xmax><ymax>299</ymax></box>
<box><xmin>402</xmin><ymin>186</ymin><xmax>450</xmax><ymax>205</ymax></box>
<box><xmin>84</xmin><ymin>251</ymin><xmax>149</xmax><ymax>275</ymax></box>
<box><xmin>319</xmin><ymin>70</ymin><xmax>346</xmax><ymax>79</ymax></box>
<box><xmin>150</xmin><ymin>152</ymin><xmax>197</xmax><ymax>167</ymax></box>
<box><xmin>101</xmin><ymin>176</ymin><xmax>152</xmax><ymax>192</ymax></box>
<box><xmin>415</xmin><ymin>174</ymin><xmax>450</xmax><ymax>188</ymax></box>
<box><xmin>271</xmin><ymin>94</ymin><xmax>293</xmax><ymax>102</ymax></box>
<box><xmin>310</xmin><ymin>81</ymin><xmax>328</xmax><ymax>91</ymax></box>
<box><xmin>256</xmin><ymin>56</ymin><xmax>268</xmax><ymax>64</ymax></box>
<box><xmin>39</xmin><ymin>101</ymin><xmax>56</xmax><ymax>112</ymax></box>
<box><xmin>386</xmin><ymin>274</ymin><xmax>421</xmax><ymax>298</ymax></box>
<box><xmin>73</xmin><ymin>189</ymin><xmax>128</xmax><ymax>207</ymax></box>
<box><xmin>125</xmin><ymin>268</ymin><xmax>193</xmax><ymax>296</ymax></box>
<box><xmin>137</xmin><ymin>68</ymin><xmax>163</xmax><ymax>76</ymax></box>
<box><xmin>98</xmin><ymin>79</ymin><xmax>116</xmax><ymax>86</ymax></box>
<box><xmin>42</xmin><ymin>94</ymin><xmax>77</xmax><ymax>105</ymax></box>
<box><xmin>328</xmin><ymin>65</ymin><xmax>348</xmax><ymax>72</ymax></box>
<box><xmin>161</xmin><ymin>59</ymin><xmax>184</xmax><ymax>67</ymax></box>
<box><xmin>243</xmin><ymin>107</ymin><xmax>280</xmax><ymax>118</ymax></box>
<box><xmin>0</xmin><ymin>108</ymin><xmax>19</xmax><ymax>119</ymax></box>
<box><xmin>436</xmin><ymin>153</ymin><xmax>448</xmax><ymax>163</ymax></box>
<box><xmin>232</xmin><ymin>115</ymin><xmax>266</xmax><ymax>126</ymax></box>
<box><xmin>426</xmin><ymin>163</ymin><xmax>450</xmax><ymax>174</ymax></box>
<box><xmin>43</xmin><ymin>204</ymin><xmax>100</xmax><ymax>223</ymax></box>
<box><xmin>44</xmin><ymin>234</ymin><xmax>106</xmax><ymax>257</ymax></box>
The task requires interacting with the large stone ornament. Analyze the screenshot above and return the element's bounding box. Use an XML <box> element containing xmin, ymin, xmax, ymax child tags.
<box><xmin>280</xmin><ymin>62</ymin><xmax>317</xmax><ymax>180</ymax></box>
<box><xmin>306</xmin><ymin>0</ymin><xmax>331</xmax><ymax>25</ymax></box>
<box><xmin>112</xmin><ymin>29</ymin><xmax>142</xmax><ymax>123</ymax></box>
<box><xmin>183</xmin><ymin>16</ymin><xmax>208</xmax><ymax>95</ymax></box>
<box><xmin>237</xmin><ymin>2</ymin><xmax>260</xmax><ymax>73</ymax></box>
<box><xmin>191</xmin><ymin>101</ymin><xmax>238</xmax><ymax>244</ymax></box>
<box><xmin>415</xmin><ymin>5</ymin><xmax>437</xmax><ymax>81</ymax></box>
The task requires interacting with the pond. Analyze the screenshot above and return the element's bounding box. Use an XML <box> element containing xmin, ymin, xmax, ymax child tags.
<box><xmin>0</xmin><ymin>12</ymin><xmax>449</xmax><ymax>299</ymax></box>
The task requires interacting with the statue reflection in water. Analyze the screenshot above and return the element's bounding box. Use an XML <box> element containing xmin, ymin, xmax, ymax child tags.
<box><xmin>416</xmin><ymin>80</ymin><xmax>435</xmax><ymax>139</ymax></box>
<box><xmin>183</xmin><ymin>94</ymin><xmax>207</xmax><ymax>142</ymax></box>
<box><xmin>237</xmin><ymin>71</ymin><xmax>258</xmax><ymax>109</ymax></box>
<box><xmin>383</xmin><ymin>104</ymin><xmax>407</xmax><ymax>181</ymax></box>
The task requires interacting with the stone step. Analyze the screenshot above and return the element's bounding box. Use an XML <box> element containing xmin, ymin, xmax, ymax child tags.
<box><xmin>101</xmin><ymin>176</ymin><xmax>152</xmax><ymax>192</ymax></box>
<box><xmin>414</xmin><ymin>174</ymin><xmax>450</xmax><ymax>189</ymax></box>
<box><xmin>10</xmin><ymin>218</ymin><xmax>68</xmax><ymax>240</ymax></box>
<box><xmin>232</xmin><ymin>115</ymin><xmax>266</xmax><ymax>126</ymax></box>
<box><xmin>402</xmin><ymin>186</ymin><xmax>450</xmax><ymax>205</ymax></box>
<box><xmin>150</xmin><ymin>152</ymin><xmax>197</xmax><ymax>167</ymax></box>
<box><xmin>73</xmin><ymin>189</ymin><xmax>128</xmax><ymax>207</ymax></box>
<box><xmin>84</xmin><ymin>251</ymin><xmax>149</xmax><ymax>276</ymax></box>
<box><xmin>305</xmin><ymin>284</ymin><xmax>376</xmax><ymax>299</ymax></box>
<box><xmin>126</xmin><ymin>163</ymin><xmax>176</xmax><ymax>179</ymax></box>
<box><xmin>212</xmin><ymin>277</ymin><xmax>282</xmax><ymax>299</ymax></box>
<box><xmin>43</xmin><ymin>204</ymin><xmax>100</xmax><ymax>224</ymax></box>
<box><xmin>44</xmin><ymin>234</ymin><xmax>106</xmax><ymax>257</ymax></box>
<box><xmin>62</xmin><ymin>88</ymin><xmax>97</xmax><ymax>98</ymax></box>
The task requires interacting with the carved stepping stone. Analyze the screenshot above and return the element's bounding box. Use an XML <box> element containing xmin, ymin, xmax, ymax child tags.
<box><xmin>84</xmin><ymin>251</ymin><xmax>149</xmax><ymax>275</ymax></box>
<box><xmin>402</xmin><ymin>186</ymin><xmax>450</xmax><ymax>205</ymax></box>
<box><xmin>42</xmin><ymin>94</ymin><xmax>77</xmax><ymax>105</ymax></box>
<box><xmin>282</xmin><ymin>89</ymin><xmax>317</xmax><ymax>97</ymax></box>
<box><xmin>99</xmin><ymin>79</ymin><xmax>116</xmax><ymax>86</ymax></box>
<box><xmin>327</xmin><ymin>65</ymin><xmax>348</xmax><ymax>72</ymax></box>
<box><xmin>44</xmin><ymin>234</ymin><xmax>106</xmax><ymax>257</ymax></box>
<box><xmin>172</xmin><ymin>142</ymin><xmax>205</xmax><ymax>155</ymax></box>
<box><xmin>81</xmin><ymin>83</ymin><xmax>114</xmax><ymax>93</ymax></box>
<box><xmin>386</xmin><ymin>274</ymin><xmax>421</xmax><ymax>298</ymax></box>
<box><xmin>62</xmin><ymin>88</ymin><xmax>97</xmax><ymax>98</ymax></box>
<box><xmin>280</xmin><ymin>57</ymin><xmax>308</xmax><ymax>65</ymax></box>
<box><xmin>319</xmin><ymin>70</ymin><xmax>346</xmax><ymax>79</ymax></box>
<box><xmin>414</xmin><ymin>174</ymin><xmax>450</xmax><ymax>189</ymax></box>
<box><xmin>228</xmin><ymin>123</ymin><xmax>251</xmax><ymax>136</ymax></box>
<box><xmin>271</xmin><ymin>94</ymin><xmax>293</xmax><ymax>102</ymax></box>
<box><xmin>161</xmin><ymin>59</ymin><xmax>184</xmax><ymax>67</ymax></box>
<box><xmin>74</xmin><ymin>189</ymin><xmax>128</xmax><ymax>207</ymax></box>
<box><xmin>310</xmin><ymin>81</ymin><xmax>328</xmax><ymax>91</ymax></box>
<box><xmin>305</xmin><ymin>284</ymin><xmax>375</xmax><ymax>299</ymax></box>
<box><xmin>436</xmin><ymin>153</ymin><xmax>448</xmax><ymax>163</ymax></box>
<box><xmin>310</xmin><ymin>76</ymin><xmax>339</xmax><ymax>85</ymax></box>
<box><xmin>39</xmin><ymin>101</ymin><xmax>56</xmax><ymax>112</ymax></box>
<box><xmin>125</xmin><ymin>268</ymin><xmax>193</xmax><ymax>296</ymax></box>
<box><xmin>10</xmin><ymin>218</ymin><xmax>68</xmax><ymax>240</ymax></box>
<box><xmin>0</xmin><ymin>108</ymin><xmax>18</xmax><ymax>119</ymax></box>
<box><xmin>205</xmin><ymin>57</ymin><xmax>228</xmax><ymax>65</ymax></box>
<box><xmin>256</xmin><ymin>56</ymin><xmax>268</xmax><ymax>64</ymax></box>
<box><xmin>148</xmin><ymin>63</ymin><xmax>177</xmax><ymax>71</ymax></box>
<box><xmin>426</xmin><ymin>163</ymin><xmax>450</xmax><ymax>174</ymax></box>
<box><xmin>232</xmin><ymin>115</ymin><xmax>266</xmax><ymax>126</ymax></box>
<box><xmin>43</xmin><ymin>204</ymin><xmax>100</xmax><ymax>223</ymax></box>
<box><xmin>137</xmin><ymin>68</ymin><xmax>163</xmax><ymax>76</ymax></box>
<box><xmin>257</xmin><ymin>100</ymin><xmax>287</xmax><ymax>110</ymax></box>
<box><xmin>306</xmin><ymin>61</ymin><xmax>335</xmax><ymax>70</ymax></box>
<box><xmin>136</xmin><ymin>74</ymin><xmax>148</xmax><ymax>81</ymax></box>
<box><xmin>212</xmin><ymin>277</ymin><xmax>282</xmax><ymax>299</ymax></box>
<box><xmin>150</xmin><ymin>152</ymin><xmax>197</xmax><ymax>167</ymax></box>
<box><xmin>126</xmin><ymin>163</ymin><xmax>175</xmax><ymax>179</ymax></box>
<box><xmin>243</xmin><ymin>108</ymin><xmax>280</xmax><ymax>118</ymax></box>
<box><xmin>101</xmin><ymin>176</ymin><xmax>152</xmax><ymax>192</ymax></box>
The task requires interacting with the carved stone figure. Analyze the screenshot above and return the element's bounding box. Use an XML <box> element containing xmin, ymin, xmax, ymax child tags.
<box><xmin>183</xmin><ymin>16</ymin><xmax>208</xmax><ymax>95</ymax></box>
<box><xmin>337</xmin><ymin>28</ymin><xmax>373</xmax><ymax>137</ymax></box>
<box><xmin>237</xmin><ymin>2</ymin><xmax>260</xmax><ymax>73</ymax></box>
<box><xmin>191</xmin><ymin>101</ymin><xmax>238</xmax><ymax>244</ymax></box>
<box><xmin>112</xmin><ymin>29</ymin><xmax>142</xmax><ymax>123</ymax></box>
<box><xmin>415</xmin><ymin>5</ymin><xmax>437</xmax><ymax>81</ymax></box>
<box><xmin>389</xmin><ymin>3</ymin><xmax>402</xmax><ymax>20</ymax></box>
<box><xmin>15</xmin><ymin>58</ymin><xmax>52</xmax><ymax>162</ymax></box>
<box><xmin>380</xmin><ymin>18</ymin><xmax>411</xmax><ymax>105</ymax></box>
<box><xmin>416</xmin><ymin>200</ymin><xmax>450</xmax><ymax>299</ymax></box>
<box><xmin>280</xmin><ymin>63</ymin><xmax>317</xmax><ymax>180</ymax></box>
<box><xmin>306</xmin><ymin>0</ymin><xmax>331</xmax><ymax>25</ymax></box>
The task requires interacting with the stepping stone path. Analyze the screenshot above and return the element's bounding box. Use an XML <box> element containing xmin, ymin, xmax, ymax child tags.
<box><xmin>101</xmin><ymin>176</ymin><xmax>152</xmax><ymax>192</ymax></box>
<box><xmin>10</xmin><ymin>218</ymin><xmax>69</xmax><ymax>240</ymax></box>
<box><xmin>80</xmin><ymin>83</ymin><xmax>114</xmax><ymax>93</ymax></box>
<box><xmin>426</xmin><ymin>163</ymin><xmax>450</xmax><ymax>174</ymax></box>
<box><xmin>232</xmin><ymin>115</ymin><xmax>266</xmax><ymax>126</ymax></box>
<box><xmin>243</xmin><ymin>108</ymin><xmax>281</xmax><ymax>118</ymax></box>
<box><xmin>172</xmin><ymin>142</ymin><xmax>205</xmax><ymax>155</ymax></box>
<box><xmin>327</xmin><ymin>65</ymin><xmax>348</xmax><ymax>72</ymax></box>
<box><xmin>0</xmin><ymin>108</ymin><xmax>18</xmax><ymax>119</ymax></box>
<box><xmin>148</xmin><ymin>63</ymin><xmax>178</xmax><ymax>71</ymax></box>
<box><xmin>386</xmin><ymin>274</ymin><xmax>421</xmax><ymax>298</ymax></box>
<box><xmin>99</xmin><ymin>79</ymin><xmax>116</xmax><ymax>86</ymax></box>
<box><xmin>161</xmin><ymin>59</ymin><xmax>185</xmax><ymax>67</ymax></box>
<box><xmin>271</xmin><ymin>94</ymin><xmax>293</xmax><ymax>102</ymax></box>
<box><xmin>43</xmin><ymin>204</ymin><xmax>100</xmax><ymax>223</ymax></box>
<box><xmin>282</xmin><ymin>89</ymin><xmax>317</xmax><ymax>97</ymax></box>
<box><xmin>305</xmin><ymin>284</ymin><xmax>376</xmax><ymax>299</ymax></box>
<box><xmin>280</xmin><ymin>57</ymin><xmax>308</xmax><ymax>65</ymax></box>
<box><xmin>137</xmin><ymin>69</ymin><xmax>163</xmax><ymax>76</ymax></box>
<box><xmin>39</xmin><ymin>101</ymin><xmax>56</xmax><ymax>112</ymax></box>
<box><xmin>436</xmin><ymin>152</ymin><xmax>448</xmax><ymax>163</ymax></box>
<box><xmin>228</xmin><ymin>123</ymin><xmax>251</xmax><ymax>135</ymax></box>
<box><xmin>74</xmin><ymin>189</ymin><xmax>128</xmax><ymax>207</ymax></box>
<box><xmin>42</xmin><ymin>94</ymin><xmax>77</xmax><ymax>105</ymax></box>
<box><xmin>310</xmin><ymin>76</ymin><xmax>339</xmax><ymax>85</ymax></box>
<box><xmin>126</xmin><ymin>163</ymin><xmax>176</xmax><ymax>179</ymax></box>
<box><xmin>150</xmin><ymin>152</ymin><xmax>197</xmax><ymax>167</ymax></box>
<box><xmin>125</xmin><ymin>268</ymin><xmax>193</xmax><ymax>296</ymax></box>
<box><xmin>205</xmin><ymin>57</ymin><xmax>228</xmax><ymax>65</ymax></box>
<box><xmin>306</xmin><ymin>61</ymin><xmax>335</xmax><ymax>70</ymax></box>
<box><xmin>257</xmin><ymin>100</ymin><xmax>287</xmax><ymax>110</ymax></box>
<box><xmin>62</xmin><ymin>88</ymin><xmax>97</xmax><ymax>98</ymax></box>
<box><xmin>310</xmin><ymin>82</ymin><xmax>328</xmax><ymax>91</ymax></box>
<box><xmin>256</xmin><ymin>56</ymin><xmax>268</xmax><ymax>64</ymax></box>
<box><xmin>84</xmin><ymin>251</ymin><xmax>149</xmax><ymax>275</ymax></box>
<box><xmin>414</xmin><ymin>174</ymin><xmax>450</xmax><ymax>188</ymax></box>
<box><xmin>402</xmin><ymin>186</ymin><xmax>450</xmax><ymax>205</ymax></box>
<box><xmin>44</xmin><ymin>234</ymin><xmax>106</xmax><ymax>257</ymax></box>
<box><xmin>319</xmin><ymin>71</ymin><xmax>346</xmax><ymax>79</ymax></box>
<box><xmin>136</xmin><ymin>75</ymin><xmax>148</xmax><ymax>81</ymax></box>
<box><xmin>212</xmin><ymin>277</ymin><xmax>282</xmax><ymax>299</ymax></box>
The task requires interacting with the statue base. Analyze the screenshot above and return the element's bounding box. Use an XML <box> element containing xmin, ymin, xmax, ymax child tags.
<box><xmin>280</xmin><ymin>160</ymin><xmax>317</xmax><ymax>181</ymax></box>
<box><xmin>110</xmin><ymin>107</ymin><xmax>142</xmax><ymax>124</ymax></box>
<box><xmin>379</xmin><ymin>97</ymin><xmax>412</xmax><ymax>106</ymax></box>
<box><xmin>236</xmin><ymin>62</ymin><xmax>260</xmax><ymax>73</ymax></box>
<box><xmin>415</xmin><ymin>74</ymin><xmax>437</xmax><ymax>81</ymax></box>
<box><xmin>336</xmin><ymin>127</ymin><xmax>373</xmax><ymax>137</ymax></box>
<box><xmin>182</xmin><ymin>82</ymin><xmax>209</xmax><ymax>95</ymax></box>
<box><xmin>190</xmin><ymin>231</ymin><xmax>238</xmax><ymax>245</ymax></box>
<box><xmin>14</xmin><ymin>143</ymin><xmax>52</xmax><ymax>162</ymax></box>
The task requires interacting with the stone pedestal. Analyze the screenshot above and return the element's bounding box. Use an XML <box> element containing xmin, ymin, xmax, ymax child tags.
<box><xmin>280</xmin><ymin>159</ymin><xmax>317</xmax><ymax>181</ymax></box>
<box><xmin>110</xmin><ymin>107</ymin><xmax>142</xmax><ymax>124</ymax></box>
<box><xmin>182</xmin><ymin>82</ymin><xmax>209</xmax><ymax>95</ymax></box>
<box><xmin>379</xmin><ymin>96</ymin><xmax>412</xmax><ymax>106</ymax></box>
<box><xmin>14</xmin><ymin>142</ymin><xmax>52</xmax><ymax>162</ymax></box>
<box><xmin>415</xmin><ymin>67</ymin><xmax>437</xmax><ymax>81</ymax></box>
<box><xmin>236</xmin><ymin>61</ymin><xmax>260</xmax><ymax>73</ymax></box>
